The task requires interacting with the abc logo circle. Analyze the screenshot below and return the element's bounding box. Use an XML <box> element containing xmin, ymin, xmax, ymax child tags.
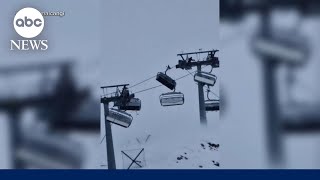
<box><xmin>13</xmin><ymin>7</ymin><xmax>44</xmax><ymax>38</ymax></box>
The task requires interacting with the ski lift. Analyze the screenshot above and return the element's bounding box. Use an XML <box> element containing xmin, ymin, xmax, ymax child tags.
<box><xmin>194</xmin><ymin>72</ymin><xmax>217</xmax><ymax>86</ymax></box>
<box><xmin>114</xmin><ymin>98</ymin><xmax>141</xmax><ymax>111</ymax></box>
<box><xmin>106</xmin><ymin>108</ymin><xmax>133</xmax><ymax>128</ymax></box>
<box><xmin>156</xmin><ymin>66</ymin><xmax>176</xmax><ymax>90</ymax></box>
<box><xmin>205</xmin><ymin>100</ymin><xmax>219</xmax><ymax>111</ymax></box>
<box><xmin>159</xmin><ymin>92</ymin><xmax>184</xmax><ymax>107</ymax></box>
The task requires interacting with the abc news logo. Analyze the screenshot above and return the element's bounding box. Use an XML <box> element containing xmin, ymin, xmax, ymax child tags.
<box><xmin>16</xmin><ymin>16</ymin><xmax>43</xmax><ymax>27</ymax></box>
<box><xmin>10</xmin><ymin>7</ymin><xmax>48</xmax><ymax>51</ymax></box>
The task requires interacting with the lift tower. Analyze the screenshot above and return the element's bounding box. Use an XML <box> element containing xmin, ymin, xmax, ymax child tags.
<box><xmin>176</xmin><ymin>50</ymin><xmax>219</xmax><ymax>126</ymax></box>
<box><xmin>100</xmin><ymin>84</ymin><xmax>136</xmax><ymax>169</ymax></box>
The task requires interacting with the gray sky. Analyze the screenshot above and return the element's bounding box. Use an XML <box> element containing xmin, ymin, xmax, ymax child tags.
<box><xmin>98</xmin><ymin>0</ymin><xmax>220</xmax><ymax>168</ymax></box>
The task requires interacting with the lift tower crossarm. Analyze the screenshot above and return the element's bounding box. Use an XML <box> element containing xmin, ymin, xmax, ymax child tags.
<box><xmin>100</xmin><ymin>84</ymin><xmax>129</xmax><ymax>89</ymax></box>
<box><xmin>177</xmin><ymin>50</ymin><xmax>219</xmax><ymax>60</ymax></box>
<box><xmin>177</xmin><ymin>50</ymin><xmax>218</xmax><ymax>56</ymax></box>
<box><xmin>176</xmin><ymin>50</ymin><xmax>219</xmax><ymax>70</ymax></box>
<box><xmin>175</xmin><ymin>59</ymin><xmax>219</xmax><ymax>69</ymax></box>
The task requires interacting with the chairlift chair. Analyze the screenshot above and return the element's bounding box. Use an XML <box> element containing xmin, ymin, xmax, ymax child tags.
<box><xmin>159</xmin><ymin>92</ymin><xmax>184</xmax><ymax>107</ymax></box>
<box><xmin>106</xmin><ymin>108</ymin><xmax>133</xmax><ymax>128</ymax></box>
<box><xmin>205</xmin><ymin>86</ymin><xmax>219</xmax><ymax>111</ymax></box>
<box><xmin>194</xmin><ymin>72</ymin><xmax>217</xmax><ymax>86</ymax></box>
<box><xmin>114</xmin><ymin>98</ymin><xmax>141</xmax><ymax>111</ymax></box>
<box><xmin>205</xmin><ymin>100</ymin><xmax>219</xmax><ymax>111</ymax></box>
<box><xmin>156</xmin><ymin>72</ymin><xmax>176</xmax><ymax>90</ymax></box>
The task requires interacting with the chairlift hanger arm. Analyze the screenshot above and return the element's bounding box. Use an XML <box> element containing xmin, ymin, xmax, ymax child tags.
<box><xmin>206</xmin><ymin>88</ymin><xmax>213</xmax><ymax>101</ymax></box>
<box><xmin>164</xmin><ymin>65</ymin><xmax>172</xmax><ymax>74</ymax></box>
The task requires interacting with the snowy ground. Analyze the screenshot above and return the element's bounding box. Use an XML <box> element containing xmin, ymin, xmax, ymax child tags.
<box><xmin>99</xmin><ymin>123</ymin><xmax>220</xmax><ymax>169</ymax></box>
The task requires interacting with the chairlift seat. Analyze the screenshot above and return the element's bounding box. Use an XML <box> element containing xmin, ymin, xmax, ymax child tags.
<box><xmin>205</xmin><ymin>100</ymin><xmax>219</xmax><ymax>111</ymax></box>
<box><xmin>156</xmin><ymin>72</ymin><xmax>176</xmax><ymax>90</ymax></box>
<box><xmin>194</xmin><ymin>72</ymin><xmax>217</xmax><ymax>86</ymax></box>
<box><xmin>106</xmin><ymin>108</ymin><xmax>133</xmax><ymax>128</ymax></box>
<box><xmin>159</xmin><ymin>92</ymin><xmax>184</xmax><ymax>107</ymax></box>
<box><xmin>280</xmin><ymin>102</ymin><xmax>320</xmax><ymax>132</ymax></box>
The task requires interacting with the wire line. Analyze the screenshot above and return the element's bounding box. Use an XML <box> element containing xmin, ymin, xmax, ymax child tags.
<box><xmin>133</xmin><ymin>84</ymin><xmax>163</xmax><ymax>94</ymax></box>
<box><xmin>128</xmin><ymin>75</ymin><xmax>157</xmax><ymax>89</ymax></box>
<box><xmin>210</xmin><ymin>91</ymin><xmax>220</xmax><ymax>99</ymax></box>
<box><xmin>100</xmin><ymin>134</ymin><xmax>106</xmax><ymax>144</ymax></box>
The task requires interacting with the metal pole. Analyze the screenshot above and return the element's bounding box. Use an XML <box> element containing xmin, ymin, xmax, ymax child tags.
<box><xmin>8</xmin><ymin>109</ymin><xmax>23</xmax><ymax>168</ymax></box>
<box><xmin>103</xmin><ymin>103</ymin><xmax>116</xmax><ymax>169</ymax></box>
<box><xmin>197</xmin><ymin>65</ymin><xmax>207</xmax><ymax>126</ymax></box>
<box><xmin>262</xmin><ymin>61</ymin><xmax>283</xmax><ymax>167</ymax></box>
<box><xmin>260</xmin><ymin>9</ymin><xmax>284</xmax><ymax>167</ymax></box>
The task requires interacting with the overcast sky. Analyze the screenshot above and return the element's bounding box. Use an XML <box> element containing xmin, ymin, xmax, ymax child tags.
<box><xmin>98</xmin><ymin>0</ymin><xmax>220</xmax><ymax>168</ymax></box>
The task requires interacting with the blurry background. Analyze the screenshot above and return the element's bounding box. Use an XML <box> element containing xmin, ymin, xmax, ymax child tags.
<box><xmin>0</xmin><ymin>0</ymin><xmax>103</xmax><ymax>168</ymax></box>
<box><xmin>0</xmin><ymin>0</ymin><xmax>219</xmax><ymax>169</ymax></box>
<box><xmin>220</xmin><ymin>0</ymin><xmax>320</xmax><ymax>168</ymax></box>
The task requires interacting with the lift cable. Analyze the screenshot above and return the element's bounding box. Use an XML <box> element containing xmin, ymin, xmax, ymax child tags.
<box><xmin>186</xmin><ymin>69</ymin><xmax>195</xmax><ymax>77</ymax></box>
<box><xmin>100</xmin><ymin>135</ymin><xmax>106</xmax><ymax>144</ymax></box>
<box><xmin>133</xmin><ymin>84</ymin><xmax>163</xmax><ymax>94</ymax></box>
<box><xmin>128</xmin><ymin>75</ymin><xmax>157</xmax><ymax>89</ymax></box>
<box><xmin>175</xmin><ymin>71</ymin><xmax>195</xmax><ymax>81</ymax></box>
<box><xmin>210</xmin><ymin>91</ymin><xmax>220</xmax><ymax>99</ymax></box>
